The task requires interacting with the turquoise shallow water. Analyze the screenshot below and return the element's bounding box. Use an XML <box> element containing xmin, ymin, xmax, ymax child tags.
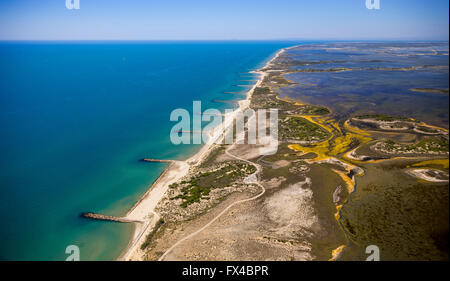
<box><xmin>0</xmin><ymin>41</ymin><xmax>300</xmax><ymax>260</ymax></box>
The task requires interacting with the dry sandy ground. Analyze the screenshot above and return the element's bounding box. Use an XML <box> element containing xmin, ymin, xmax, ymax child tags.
<box><xmin>145</xmin><ymin>170</ymin><xmax>319</xmax><ymax>261</ymax></box>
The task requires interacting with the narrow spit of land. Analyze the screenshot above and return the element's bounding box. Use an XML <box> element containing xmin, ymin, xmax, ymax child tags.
<box><xmin>116</xmin><ymin>46</ymin><xmax>291</xmax><ymax>261</ymax></box>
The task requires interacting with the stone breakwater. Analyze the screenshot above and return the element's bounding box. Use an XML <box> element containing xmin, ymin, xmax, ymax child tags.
<box><xmin>141</xmin><ymin>158</ymin><xmax>174</xmax><ymax>163</ymax></box>
<box><xmin>81</xmin><ymin>212</ymin><xmax>144</xmax><ymax>223</ymax></box>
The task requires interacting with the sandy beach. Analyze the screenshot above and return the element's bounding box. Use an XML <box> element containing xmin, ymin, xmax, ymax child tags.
<box><xmin>118</xmin><ymin>46</ymin><xmax>292</xmax><ymax>261</ymax></box>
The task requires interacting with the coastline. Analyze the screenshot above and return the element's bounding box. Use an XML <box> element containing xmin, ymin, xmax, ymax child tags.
<box><xmin>116</xmin><ymin>42</ymin><xmax>449</xmax><ymax>261</ymax></box>
<box><xmin>118</xmin><ymin>46</ymin><xmax>294</xmax><ymax>261</ymax></box>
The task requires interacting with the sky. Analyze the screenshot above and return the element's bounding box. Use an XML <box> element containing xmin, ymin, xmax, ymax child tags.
<box><xmin>0</xmin><ymin>0</ymin><xmax>448</xmax><ymax>40</ymax></box>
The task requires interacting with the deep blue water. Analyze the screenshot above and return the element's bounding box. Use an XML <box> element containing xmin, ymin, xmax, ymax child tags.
<box><xmin>0</xmin><ymin>41</ymin><xmax>299</xmax><ymax>260</ymax></box>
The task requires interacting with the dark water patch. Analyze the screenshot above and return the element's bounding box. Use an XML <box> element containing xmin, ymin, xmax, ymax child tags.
<box><xmin>280</xmin><ymin>43</ymin><xmax>448</xmax><ymax>127</ymax></box>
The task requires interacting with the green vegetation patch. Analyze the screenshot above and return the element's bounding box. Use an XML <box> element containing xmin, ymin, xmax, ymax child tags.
<box><xmin>171</xmin><ymin>162</ymin><xmax>256</xmax><ymax>208</ymax></box>
<box><xmin>140</xmin><ymin>218</ymin><xmax>165</xmax><ymax>250</ymax></box>
<box><xmin>355</xmin><ymin>114</ymin><xmax>409</xmax><ymax>122</ymax></box>
<box><xmin>250</xmin><ymin>87</ymin><xmax>330</xmax><ymax>117</ymax></box>
<box><xmin>382</xmin><ymin>136</ymin><xmax>449</xmax><ymax>153</ymax></box>
<box><xmin>301</xmin><ymin>106</ymin><xmax>330</xmax><ymax>115</ymax></box>
<box><xmin>279</xmin><ymin>116</ymin><xmax>330</xmax><ymax>142</ymax></box>
<box><xmin>200</xmin><ymin>145</ymin><xmax>226</xmax><ymax>168</ymax></box>
<box><xmin>251</xmin><ymin>87</ymin><xmax>294</xmax><ymax>110</ymax></box>
<box><xmin>268</xmin><ymin>73</ymin><xmax>296</xmax><ymax>85</ymax></box>
<box><xmin>340</xmin><ymin>178</ymin><xmax>449</xmax><ymax>261</ymax></box>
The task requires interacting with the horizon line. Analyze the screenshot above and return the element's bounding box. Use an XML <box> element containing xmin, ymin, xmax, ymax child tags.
<box><xmin>0</xmin><ymin>39</ymin><xmax>449</xmax><ymax>43</ymax></box>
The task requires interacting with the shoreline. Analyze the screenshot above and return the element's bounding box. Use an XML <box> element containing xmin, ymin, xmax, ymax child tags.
<box><xmin>116</xmin><ymin>42</ymin><xmax>448</xmax><ymax>261</ymax></box>
<box><xmin>118</xmin><ymin>45</ymin><xmax>295</xmax><ymax>261</ymax></box>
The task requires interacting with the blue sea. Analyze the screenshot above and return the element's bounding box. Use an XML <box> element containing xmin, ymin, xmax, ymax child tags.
<box><xmin>0</xmin><ymin>41</ymin><xmax>300</xmax><ymax>260</ymax></box>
